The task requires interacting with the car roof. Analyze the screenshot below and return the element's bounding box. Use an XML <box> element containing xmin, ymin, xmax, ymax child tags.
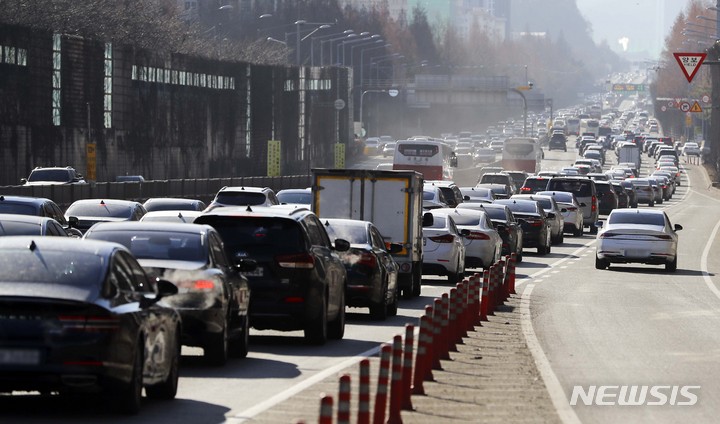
<box><xmin>144</xmin><ymin>197</ymin><xmax>203</xmax><ymax>205</ymax></box>
<box><xmin>0</xmin><ymin>236</ymin><xmax>122</xmax><ymax>255</ymax></box>
<box><xmin>218</xmin><ymin>186</ymin><xmax>272</xmax><ymax>193</ymax></box>
<box><xmin>197</xmin><ymin>205</ymin><xmax>311</xmax><ymax>220</ymax></box>
<box><xmin>84</xmin><ymin>221</ymin><xmax>214</xmax><ymax>234</ymax></box>
<box><xmin>0</xmin><ymin>195</ymin><xmax>53</xmax><ymax>206</ymax></box>
<box><xmin>68</xmin><ymin>198</ymin><xmax>143</xmax><ymax>207</ymax></box>
<box><xmin>323</xmin><ymin>218</ymin><xmax>371</xmax><ymax>228</ymax></box>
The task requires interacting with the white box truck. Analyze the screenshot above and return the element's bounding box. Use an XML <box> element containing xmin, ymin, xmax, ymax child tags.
<box><xmin>311</xmin><ymin>169</ymin><xmax>426</xmax><ymax>299</ymax></box>
<box><xmin>618</xmin><ymin>142</ymin><xmax>641</xmax><ymax>170</ymax></box>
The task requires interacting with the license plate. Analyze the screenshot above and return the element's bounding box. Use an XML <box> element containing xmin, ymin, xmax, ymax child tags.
<box><xmin>0</xmin><ymin>348</ymin><xmax>41</xmax><ymax>365</ymax></box>
<box><xmin>241</xmin><ymin>267</ymin><xmax>264</xmax><ymax>277</ymax></box>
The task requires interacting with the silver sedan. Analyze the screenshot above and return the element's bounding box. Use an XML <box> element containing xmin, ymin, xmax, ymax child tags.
<box><xmin>595</xmin><ymin>209</ymin><xmax>682</xmax><ymax>272</ymax></box>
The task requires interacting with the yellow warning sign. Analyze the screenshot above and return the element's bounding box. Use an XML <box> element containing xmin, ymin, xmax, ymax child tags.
<box><xmin>690</xmin><ymin>101</ymin><xmax>703</xmax><ymax>113</ymax></box>
<box><xmin>267</xmin><ymin>140</ymin><xmax>281</xmax><ymax>176</ymax></box>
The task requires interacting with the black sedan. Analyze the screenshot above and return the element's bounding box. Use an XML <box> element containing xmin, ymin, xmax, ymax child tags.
<box><xmin>0</xmin><ymin>214</ymin><xmax>76</xmax><ymax>237</ymax></box>
<box><xmin>0</xmin><ymin>237</ymin><xmax>181</xmax><ymax>414</ymax></box>
<box><xmin>323</xmin><ymin>219</ymin><xmax>400</xmax><ymax>321</ymax></box>
<box><xmin>84</xmin><ymin>222</ymin><xmax>252</xmax><ymax>366</ymax></box>
<box><xmin>65</xmin><ymin>199</ymin><xmax>147</xmax><ymax>233</ymax></box>
<box><xmin>494</xmin><ymin>199</ymin><xmax>552</xmax><ymax>255</ymax></box>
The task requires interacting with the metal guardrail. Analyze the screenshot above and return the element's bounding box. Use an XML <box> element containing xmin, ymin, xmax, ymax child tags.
<box><xmin>0</xmin><ymin>175</ymin><xmax>312</xmax><ymax>208</ymax></box>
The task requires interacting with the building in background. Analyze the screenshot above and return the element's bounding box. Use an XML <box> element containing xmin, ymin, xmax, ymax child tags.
<box><xmin>339</xmin><ymin>0</ymin><xmax>409</xmax><ymax>20</ymax></box>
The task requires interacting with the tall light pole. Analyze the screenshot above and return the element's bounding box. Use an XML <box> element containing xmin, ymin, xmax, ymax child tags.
<box><xmin>359</xmin><ymin>44</ymin><xmax>391</xmax><ymax>92</ymax></box>
<box><xmin>336</xmin><ymin>33</ymin><xmax>370</xmax><ymax>65</ymax></box>
<box><xmin>326</xmin><ymin>33</ymin><xmax>357</xmax><ymax>66</ymax></box>
<box><xmin>293</xmin><ymin>20</ymin><xmax>335</xmax><ymax>66</ymax></box>
<box><xmin>311</xmin><ymin>30</ymin><xmax>353</xmax><ymax>66</ymax></box>
<box><xmin>349</xmin><ymin>36</ymin><xmax>382</xmax><ymax>67</ymax></box>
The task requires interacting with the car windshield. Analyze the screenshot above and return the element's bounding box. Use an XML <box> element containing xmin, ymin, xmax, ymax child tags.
<box><xmin>428</xmin><ymin>215</ymin><xmax>448</xmax><ymax>229</ymax></box>
<box><xmin>481</xmin><ymin>175</ymin><xmax>509</xmax><ymax>185</ymax></box>
<box><xmin>547</xmin><ymin>180</ymin><xmax>592</xmax><ymax>197</ymax></box>
<box><xmin>448</xmin><ymin>214</ymin><xmax>481</xmax><ymax>226</ymax></box>
<box><xmin>324</xmin><ymin>223</ymin><xmax>369</xmax><ymax>244</ymax></box>
<box><xmin>0</xmin><ymin>249</ymin><xmax>103</xmax><ymax>287</ymax></box>
<box><xmin>608</xmin><ymin>212</ymin><xmax>665</xmax><ymax>226</ymax></box>
<box><xmin>27</xmin><ymin>169</ymin><xmax>72</xmax><ymax>182</ymax></box>
<box><xmin>524</xmin><ymin>179</ymin><xmax>548</xmax><ymax>190</ymax></box>
<box><xmin>277</xmin><ymin>192</ymin><xmax>311</xmax><ymax>204</ymax></box>
<box><xmin>214</xmin><ymin>192</ymin><xmax>267</xmax><ymax>206</ymax></box>
<box><xmin>66</xmin><ymin>202</ymin><xmax>134</xmax><ymax>218</ymax></box>
<box><xmin>0</xmin><ymin>203</ymin><xmax>38</xmax><ymax>215</ymax></box>
<box><xmin>0</xmin><ymin>221</ymin><xmax>42</xmax><ymax>235</ymax></box>
<box><xmin>87</xmin><ymin>231</ymin><xmax>207</xmax><ymax>262</ymax></box>
<box><xmin>497</xmin><ymin>200</ymin><xmax>538</xmax><ymax>213</ymax></box>
<box><xmin>144</xmin><ymin>200</ymin><xmax>199</xmax><ymax>212</ymax></box>
<box><xmin>539</xmin><ymin>192</ymin><xmax>573</xmax><ymax>203</ymax></box>
<box><xmin>482</xmin><ymin>208</ymin><xmax>507</xmax><ymax>220</ymax></box>
<box><xmin>201</xmin><ymin>217</ymin><xmax>304</xmax><ymax>257</ymax></box>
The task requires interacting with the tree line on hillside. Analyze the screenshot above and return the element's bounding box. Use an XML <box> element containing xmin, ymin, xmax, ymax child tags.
<box><xmin>0</xmin><ymin>0</ymin><xmax>618</xmax><ymax>107</ymax></box>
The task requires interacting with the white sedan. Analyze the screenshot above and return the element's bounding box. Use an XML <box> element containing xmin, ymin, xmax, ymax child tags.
<box><xmin>536</xmin><ymin>191</ymin><xmax>584</xmax><ymax>237</ymax></box>
<box><xmin>421</xmin><ymin>211</ymin><xmax>466</xmax><ymax>284</ymax></box>
<box><xmin>595</xmin><ymin>209</ymin><xmax>682</xmax><ymax>272</ymax></box>
<box><xmin>433</xmin><ymin>208</ymin><xmax>502</xmax><ymax>270</ymax></box>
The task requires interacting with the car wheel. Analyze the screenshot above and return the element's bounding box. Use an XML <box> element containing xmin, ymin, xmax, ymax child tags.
<box><xmin>305</xmin><ymin>295</ymin><xmax>328</xmax><ymax>345</ymax></box>
<box><xmin>370</xmin><ymin>283</ymin><xmax>389</xmax><ymax>321</ymax></box>
<box><xmin>589</xmin><ymin>225</ymin><xmax>598</xmax><ymax>235</ymax></box>
<box><xmin>229</xmin><ymin>316</ymin><xmax>249</xmax><ymax>359</ymax></box>
<box><xmin>328</xmin><ymin>289</ymin><xmax>345</xmax><ymax>340</ymax></box>
<box><xmin>657</xmin><ymin>198</ymin><xmax>663</xmax><ymax>204</ymax></box>
<box><xmin>205</xmin><ymin>323</ymin><xmax>228</xmax><ymax>367</ymax></box>
<box><xmin>145</xmin><ymin>336</ymin><xmax>180</xmax><ymax>400</ymax></box>
<box><xmin>595</xmin><ymin>256</ymin><xmax>608</xmax><ymax>270</ymax></box>
<box><xmin>386</xmin><ymin>287</ymin><xmax>399</xmax><ymax>317</ymax></box>
<box><xmin>649</xmin><ymin>201</ymin><xmax>654</xmax><ymax>207</ymax></box>
<box><xmin>412</xmin><ymin>266</ymin><xmax>422</xmax><ymax>297</ymax></box>
<box><xmin>117</xmin><ymin>343</ymin><xmax>143</xmax><ymax>415</ymax></box>
<box><xmin>447</xmin><ymin>260</ymin><xmax>462</xmax><ymax>284</ymax></box>
<box><xmin>558</xmin><ymin>231</ymin><xmax>564</xmax><ymax>244</ymax></box>
<box><xmin>574</xmin><ymin>226</ymin><xmax>583</xmax><ymax>237</ymax></box>
<box><xmin>515</xmin><ymin>247</ymin><xmax>523</xmax><ymax>262</ymax></box>
<box><xmin>666</xmin><ymin>256</ymin><xmax>678</xmax><ymax>272</ymax></box>
<box><xmin>400</xmin><ymin>273</ymin><xmax>413</xmax><ymax>300</ymax></box>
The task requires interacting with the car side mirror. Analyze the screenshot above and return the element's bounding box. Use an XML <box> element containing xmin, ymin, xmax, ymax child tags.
<box><xmin>334</xmin><ymin>238</ymin><xmax>351</xmax><ymax>252</ymax></box>
<box><xmin>594</xmin><ymin>221</ymin><xmax>603</xmax><ymax>228</ymax></box>
<box><xmin>546</xmin><ymin>212</ymin><xmax>555</xmax><ymax>219</ymax></box>
<box><xmin>68</xmin><ymin>216</ymin><xmax>79</xmax><ymax>228</ymax></box>
<box><xmin>579</xmin><ymin>203</ymin><xmax>587</xmax><ymax>207</ymax></box>
<box><xmin>674</xmin><ymin>224</ymin><xmax>683</xmax><ymax>231</ymax></box>
<box><xmin>20</xmin><ymin>178</ymin><xmax>27</xmax><ymax>184</ymax></box>
<box><xmin>422</xmin><ymin>212</ymin><xmax>434</xmax><ymax>227</ymax></box>
<box><xmin>463</xmin><ymin>195</ymin><xmax>470</xmax><ymax>201</ymax></box>
<box><xmin>141</xmin><ymin>279</ymin><xmax>179</xmax><ymax>308</ymax></box>
<box><xmin>560</xmin><ymin>208</ymin><xmax>567</xmax><ymax>213</ymax></box>
<box><xmin>459</xmin><ymin>229</ymin><xmax>471</xmax><ymax>237</ymax></box>
<box><xmin>386</xmin><ymin>242</ymin><xmax>404</xmax><ymax>254</ymax></box>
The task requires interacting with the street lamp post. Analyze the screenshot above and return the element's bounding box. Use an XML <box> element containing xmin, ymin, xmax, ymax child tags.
<box><xmin>370</xmin><ymin>54</ymin><xmax>403</xmax><ymax>83</ymax></box>
<box><xmin>359</xmin><ymin>89</ymin><xmax>399</xmax><ymax>136</ymax></box>
<box><xmin>336</xmin><ymin>33</ymin><xmax>370</xmax><ymax>65</ymax></box>
<box><xmin>359</xmin><ymin>44</ymin><xmax>391</xmax><ymax>91</ymax></box>
<box><xmin>311</xmin><ymin>30</ymin><xmax>353</xmax><ymax>66</ymax></box>
<box><xmin>325</xmin><ymin>34</ymin><xmax>358</xmax><ymax>66</ymax></box>
<box><xmin>509</xmin><ymin>88</ymin><xmax>529</xmax><ymax>136</ymax></box>
<box><xmin>349</xmin><ymin>36</ymin><xmax>382</xmax><ymax>67</ymax></box>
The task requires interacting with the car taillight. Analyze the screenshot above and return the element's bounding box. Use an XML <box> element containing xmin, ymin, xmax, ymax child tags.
<box><xmin>176</xmin><ymin>279</ymin><xmax>216</xmax><ymax>290</ymax></box>
<box><xmin>357</xmin><ymin>252</ymin><xmax>378</xmax><ymax>268</ymax></box>
<box><xmin>520</xmin><ymin>187</ymin><xmax>532</xmax><ymax>192</ymax></box>
<box><xmin>591</xmin><ymin>195</ymin><xmax>597</xmax><ymax>211</ymax></box>
<box><xmin>599</xmin><ymin>232</ymin><xmax>618</xmax><ymax>239</ymax></box>
<box><xmin>276</xmin><ymin>253</ymin><xmax>315</xmax><ymax>269</ymax></box>
<box><xmin>654</xmin><ymin>234</ymin><xmax>672</xmax><ymax>240</ymax></box>
<box><xmin>429</xmin><ymin>234</ymin><xmax>454</xmax><ymax>243</ymax></box>
<box><xmin>466</xmin><ymin>231</ymin><xmax>490</xmax><ymax>240</ymax></box>
<box><xmin>525</xmin><ymin>219</ymin><xmax>543</xmax><ymax>227</ymax></box>
<box><xmin>566</xmin><ymin>207</ymin><xmax>577</xmax><ymax>211</ymax></box>
<box><xmin>59</xmin><ymin>315</ymin><xmax>120</xmax><ymax>332</ymax></box>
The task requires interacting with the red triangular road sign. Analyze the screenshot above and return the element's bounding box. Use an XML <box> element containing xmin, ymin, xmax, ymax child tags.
<box><xmin>673</xmin><ymin>52</ymin><xmax>707</xmax><ymax>83</ymax></box>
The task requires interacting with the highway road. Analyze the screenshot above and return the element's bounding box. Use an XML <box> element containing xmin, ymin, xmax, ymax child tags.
<box><xmin>3</xmin><ymin>140</ymin><xmax>719</xmax><ymax>424</ymax></box>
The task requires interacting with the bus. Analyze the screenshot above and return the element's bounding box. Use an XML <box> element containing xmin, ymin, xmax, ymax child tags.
<box><xmin>579</xmin><ymin>119</ymin><xmax>599</xmax><ymax>138</ymax></box>
<box><xmin>566</xmin><ymin>118</ymin><xmax>581</xmax><ymax>136</ymax></box>
<box><xmin>501</xmin><ymin>137</ymin><xmax>542</xmax><ymax>174</ymax></box>
<box><xmin>393</xmin><ymin>138</ymin><xmax>454</xmax><ymax>180</ymax></box>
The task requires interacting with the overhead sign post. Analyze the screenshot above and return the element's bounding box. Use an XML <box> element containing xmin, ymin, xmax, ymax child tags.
<box><xmin>673</xmin><ymin>52</ymin><xmax>707</xmax><ymax>83</ymax></box>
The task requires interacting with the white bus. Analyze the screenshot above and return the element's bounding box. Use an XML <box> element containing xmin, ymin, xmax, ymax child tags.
<box><xmin>393</xmin><ymin>138</ymin><xmax>454</xmax><ymax>181</ymax></box>
<box><xmin>501</xmin><ymin>137</ymin><xmax>542</xmax><ymax>174</ymax></box>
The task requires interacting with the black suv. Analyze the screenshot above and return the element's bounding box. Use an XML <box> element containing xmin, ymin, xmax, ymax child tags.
<box><xmin>195</xmin><ymin>206</ymin><xmax>350</xmax><ymax>345</ymax></box>
<box><xmin>548</xmin><ymin>133</ymin><xmax>568</xmax><ymax>152</ymax></box>
<box><xmin>546</xmin><ymin>177</ymin><xmax>599</xmax><ymax>234</ymax></box>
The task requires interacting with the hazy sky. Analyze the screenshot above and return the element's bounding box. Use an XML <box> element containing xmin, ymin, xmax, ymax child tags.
<box><xmin>576</xmin><ymin>0</ymin><xmax>689</xmax><ymax>60</ymax></box>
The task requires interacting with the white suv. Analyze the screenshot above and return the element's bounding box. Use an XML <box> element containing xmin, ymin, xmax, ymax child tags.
<box><xmin>207</xmin><ymin>186</ymin><xmax>279</xmax><ymax>210</ymax></box>
<box><xmin>21</xmin><ymin>166</ymin><xmax>86</xmax><ymax>186</ymax></box>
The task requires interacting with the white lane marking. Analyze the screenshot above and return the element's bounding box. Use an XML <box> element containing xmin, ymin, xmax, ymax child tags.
<box><xmin>521</xmin><ymin>284</ymin><xmax>582</xmax><ymax>424</ymax></box>
<box><xmin>518</xmin><ymin>241</ymin><xmax>596</xmax><ymax>287</ymax></box>
<box><xmin>700</xmin><ymin>209</ymin><xmax>720</xmax><ymax>301</ymax></box>
<box><xmin>230</xmin><ymin>345</ymin><xmax>381</xmax><ymax>421</ymax></box>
